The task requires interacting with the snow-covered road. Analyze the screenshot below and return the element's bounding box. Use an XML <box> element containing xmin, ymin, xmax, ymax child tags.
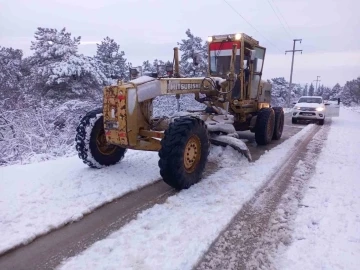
<box><xmin>276</xmin><ymin>108</ymin><xmax>360</xmax><ymax>269</ymax></box>
<box><xmin>56</xmin><ymin>124</ymin><xmax>315</xmax><ymax>270</ymax></box>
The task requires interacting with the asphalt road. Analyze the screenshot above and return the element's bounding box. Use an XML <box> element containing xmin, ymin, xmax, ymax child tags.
<box><xmin>0</xmin><ymin>113</ymin><xmax>311</xmax><ymax>270</ymax></box>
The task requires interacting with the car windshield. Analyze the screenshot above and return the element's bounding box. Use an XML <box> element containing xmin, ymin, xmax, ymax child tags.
<box><xmin>298</xmin><ymin>97</ymin><xmax>322</xmax><ymax>104</ymax></box>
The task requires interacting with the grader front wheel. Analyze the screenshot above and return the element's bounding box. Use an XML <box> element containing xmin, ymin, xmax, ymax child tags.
<box><xmin>75</xmin><ymin>109</ymin><xmax>127</xmax><ymax>168</ymax></box>
<box><xmin>158</xmin><ymin>116</ymin><xmax>210</xmax><ymax>190</ymax></box>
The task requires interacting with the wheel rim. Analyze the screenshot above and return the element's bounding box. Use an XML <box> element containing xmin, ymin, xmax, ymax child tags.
<box><xmin>183</xmin><ymin>135</ymin><xmax>201</xmax><ymax>173</ymax></box>
<box><xmin>96</xmin><ymin>129</ymin><xmax>117</xmax><ymax>155</ymax></box>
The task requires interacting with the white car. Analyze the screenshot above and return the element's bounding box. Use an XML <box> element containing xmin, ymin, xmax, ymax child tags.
<box><xmin>292</xmin><ymin>96</ymin><xmax>328</xmax><ymax>125</ymax></box>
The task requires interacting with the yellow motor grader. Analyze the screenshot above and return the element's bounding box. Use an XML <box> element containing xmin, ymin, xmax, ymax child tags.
<box><xmin>75</xmin><ymin>33</ymin><xmax>284</xmax><ymax>190</ymax></box>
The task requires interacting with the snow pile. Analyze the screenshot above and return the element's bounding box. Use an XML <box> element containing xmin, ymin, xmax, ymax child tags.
<box><xmin>343</xmin><ymin>105</ymin><xmax>360</xmax><ymax>114</ymax></box>
<box><xmin>57</xmin><ymin>124</ymin><xmax>315</xmax><ymax>270</ymax></box>
<box><xmin>276</xmin><ymin>109</ymin><xmax>360</xmax><ymax>270</ymax></box>
<box><xmin>0</xmin><ymin>150</ymin><xmax>161</xmax><ymax>255</ymax></box>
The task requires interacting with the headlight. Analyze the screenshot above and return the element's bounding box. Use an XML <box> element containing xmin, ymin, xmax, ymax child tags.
<box><xmin>235</xmin><ymin>33</ymin><xmax>242</xmax><ymax>40</ymax></box>
<box><xmin>294</xmin><ymin>106</ymin><xmax>301</xmax><ymax>110</ymax></box>
<box><xmin>316</xmin><ymin>107</ymin><xmax>324</xmax><ymax>111</ymax></box>
<box><xmin>207</xmin><ymin>36</ymin><xmax>213</xmax><ymax>42</ymax></box>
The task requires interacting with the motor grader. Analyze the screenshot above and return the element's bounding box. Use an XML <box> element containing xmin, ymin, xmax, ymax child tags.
<box><xmin>75</xmin><ymin>32</ymin><xmax>284</xmax><ymax>190</ymax></box>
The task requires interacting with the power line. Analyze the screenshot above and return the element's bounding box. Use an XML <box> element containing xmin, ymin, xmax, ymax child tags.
<box><xmin>222</xmin><ymin>0</ymin><xmax>284</xmax><ymax>53</ymax></box>
<box><xmin>268</xmin><ymin>0</ymin><xmax>293</xmax><ymax>36</ymax></box>
<box><xmin>265</xmin><ymin>0</ymin><xmax>292</xmax><ymax>38</ymax></box>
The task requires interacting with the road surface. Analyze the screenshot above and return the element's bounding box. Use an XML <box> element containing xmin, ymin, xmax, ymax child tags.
<box><xmin>0</xmin><ymin>113</ymin><xmax>313</xmax><ymax>270</ymax></box>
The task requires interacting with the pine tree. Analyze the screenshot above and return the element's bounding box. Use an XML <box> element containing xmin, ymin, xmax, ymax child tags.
<box><xmin>0</xmin><ymin>46</ymin><xmax>23</xmax><ymax>106</ymax></box>
<box><xmin>308</xmin><ymin>83</ymin><xmax>315</xmax><ymax>96</ymax></box>
<box><xmin>341</xmin><ymin>77</ymin><xmax>360</xmax><ymax>105</ymax></box>
<box><xmin>315</xmin><ymin>84</ymin><xmax>324</xmax><ymax>96</ymax></box>
<box><xmin>268</xmin><ymin>77</ymin><xmax>289</xmax><ymax>106</ymax></box>
<box><xmin>331</xmin><ymin>83</ymin><xmax>342</xmax><ymax>98</ymax></box>
<box><xmin>303</xmin><ymin>84</ymin><xmax>308</xmax><ymax>96</ymax></box>
<box><xmin>177</xmin><ymin>29</ymin><xmax>208</xmax><ymax>77</ymax></box>
<box><xmin>95</xmin><ymin>37</ymin><xmax>127</xmax><ymax>80</ymax></box>
<box><xmin>30</xmin><ymin>27</ymin><xmax>107</xmax><ymax>99</ymax></box>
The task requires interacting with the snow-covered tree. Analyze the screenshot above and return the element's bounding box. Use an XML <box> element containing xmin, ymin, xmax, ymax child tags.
<box><xmin>95</xmin><ymin>37</ymin><xmax>127</xmax><ymax>80</ymax></box>
<box><xmin>142</xmin><ymin>59</ymin><xmax>172</xmax><ymax>76</ymax></box>
<box><xmin>318</xmin><ymin>85</ymin><xmax>332</xmax><ymax>100</ymax></box>
<box><xmin>331</xmin><ymin>83</ymin><xmax>342</xmax><ymax>98</ymax></box>
<box><xmin>178</xmin><ymin>29</ymin><xmax>208</xmax><ymax>77</ymax></box>
<box><xmin>0</xmin><ymin>46</ymin><xmax>23</xmax><ymax>105</ymax></box>
<box><xmin>268</xmin><ymin>77</ymin><xmax>290</xmax><ymax>106</ymax></box>
<box><xmin>308</xmin><ymin>83</ymin><xmax>315</xmax><ymax>96</ymax></box>
<box><xmin>341</xmin><ymin>77</ymin><xmax>360</xmax><ymax>105</ymax></box>
<box><xmin>303</xmin><ymin>84</ymin><xmax>308</xmax><ymax>96</ymax></box>
<box><xmin>30</xmin><ymin>27</ymin><xmax>107</xmax><ymax>99</ymax></box>
<box><xmin>314</xmin><ymin>84</ymin><xmax>323</xmax><ymax>96</ymax></box>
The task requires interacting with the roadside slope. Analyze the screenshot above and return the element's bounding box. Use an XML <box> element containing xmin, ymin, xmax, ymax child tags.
<box><xmin>0</xmin><ymin>150</ymin><xmax>160</xmax><ymax>254</ymax></box>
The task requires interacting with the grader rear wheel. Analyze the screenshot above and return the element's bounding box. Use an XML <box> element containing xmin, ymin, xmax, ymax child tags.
<box><xmin>255</xmin><ymin>108</ymin><xmax>275</xmax><ymax>146</ymax></box>
<box><xmin>75</xmin><ymin>109</ymin><xmax>127</xmax><ymax>168</ymax></box>
<box><xmin>158</xmin><ymin>116</ymin><xmax>209</xmax><ymax>190</ymax></box>
<box><xmin>272</xmin><ymin>107</ymin><xmax>285</xmax><ymax>140</ymax></box>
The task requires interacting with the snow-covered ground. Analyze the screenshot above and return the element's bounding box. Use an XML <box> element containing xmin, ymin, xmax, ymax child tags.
<box><xmin>57</xmin><ymin>124</ymin><xmax>315</xmax><ymax>270</ymax></box>
<box><xmin>276</xmin><ymin>108</ymin><xmax>360</xmax><ymax>270</ymax></box>
<box><xmin>343</xmin><ymin>105</ymin><xmax>360</xmax><ymax>114</ymax></box>
<box><xmin>0</xmin><ymin>150</ymin><xmax>160</xmax><ymax>254</ymax></box>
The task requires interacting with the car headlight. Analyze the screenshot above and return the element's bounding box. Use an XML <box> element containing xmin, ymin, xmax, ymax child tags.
<box><xmin>316</xmin><ymin>107</ymin><xmax>324</xmax><ymax>111</ymax></box>
<box><xmin>294</xmin><ymin>106</ymin><xmax>301</xmax><ymax>110</ymax></box>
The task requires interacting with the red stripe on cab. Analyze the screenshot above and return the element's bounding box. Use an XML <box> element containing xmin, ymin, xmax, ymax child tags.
<box><xmin>209</xmin><ymin>41</ymin><xmax>241</xmax><ymax>51</ymax></box>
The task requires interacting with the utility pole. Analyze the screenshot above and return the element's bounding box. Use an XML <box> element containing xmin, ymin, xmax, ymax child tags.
<box><xmin>314</xmin><ymin>76</ymin><xmax>321</xmax><ymax>93</ymax></box>
<box><xmin>285</xmin><ymin>39</ymin><xmax>303</xmax><ymax>107</ymax></box>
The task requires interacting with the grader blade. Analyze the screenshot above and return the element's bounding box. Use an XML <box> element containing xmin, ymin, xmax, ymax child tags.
<box><xmin>209</xmin><ymin>135</ymin><xmax>252</xmax><ymax>162</ymax></box>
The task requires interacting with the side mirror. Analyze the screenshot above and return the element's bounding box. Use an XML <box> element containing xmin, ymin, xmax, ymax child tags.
<box><xmin>192</xmin><ymin>53</ymin><xmax>201</xmax><ymax>66</ymax></box>
<box><xmin>292</xmin><ymin>102</ymin><xmax>297</xmax><ymax>105</ymax></box>
<box><xmin>325</xmin><ymin>103</ymin><xmax>330</xmax><ymax>106</ymax></box>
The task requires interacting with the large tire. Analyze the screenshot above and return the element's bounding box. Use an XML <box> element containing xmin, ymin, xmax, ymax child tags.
<box><xmin>318</xmin><ymin>118</ymin><xmax>325</xmax><ymax>125</ymax></box>
<box><xmin>255</xmin><ymin>108</ymin><xmax>275</xmax><ymax>146</ymax></box>
<box><xmin>272</xmin><ymin>107</ymin><xmax>285</xmax><ymax>140</ymax></box>
<box><xmin>292</xmin><ymin>118</ymin><xmax>297</xmax><ymax>124</ymax></box>
<box><xmin>158</xmin><ymin>116</ymin><xmax>210</xmax><ymax>190</ymax></box>
<box><xmin>75</xmin><ymin>108</ymin><xmax>126</xmax><ymax>168</ymax></box>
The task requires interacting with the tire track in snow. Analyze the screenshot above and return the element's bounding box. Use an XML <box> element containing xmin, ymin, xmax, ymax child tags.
<box><xmin>195</xmin><ymin>121</ymin><xmax>331</xmax><ymax>270</ymax></box>
<box><xmin>0</xmin><ymin>161</ymin><xmax>220</xmax><ymax>270</ymax></box>
<box><xmin>0</xmin><ymin>114</ymin><xmax>302</xmax><ymax>269</ymax></box>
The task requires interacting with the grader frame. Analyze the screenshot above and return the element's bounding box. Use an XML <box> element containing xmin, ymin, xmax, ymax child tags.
<box><xmin>75</xmin><ymin>32</ymin><xmax>284</xmax><ymax>190</ymax></box>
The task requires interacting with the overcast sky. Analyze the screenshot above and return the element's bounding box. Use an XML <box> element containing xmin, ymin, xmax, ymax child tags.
<box><xmin>1</xmin><ymin>0</ymin><xmax>359</xmax><ymax>86</ymax></box>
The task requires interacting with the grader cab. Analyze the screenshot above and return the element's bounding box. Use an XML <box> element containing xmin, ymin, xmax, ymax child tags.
<box><xmin>75</xmin><ymin>33</ymin><xmax>284</xmax><ymax>190</ymax></box>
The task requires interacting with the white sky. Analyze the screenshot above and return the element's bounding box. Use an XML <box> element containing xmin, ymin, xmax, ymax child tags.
<box><xmin>1</xmin><ymin>0</ymin><xmax>359</xmax><ymax>86</ymax></box>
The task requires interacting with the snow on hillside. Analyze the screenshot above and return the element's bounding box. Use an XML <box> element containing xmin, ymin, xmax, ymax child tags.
<box><xmin>57</xmin><ymin>124</ymin><xmax>315</xmax><ymax>270</ymax></box>
<box><xmin>276</xmin><ymin>108</ymin><xmax>360</xmax><ymax>270</ymax></box>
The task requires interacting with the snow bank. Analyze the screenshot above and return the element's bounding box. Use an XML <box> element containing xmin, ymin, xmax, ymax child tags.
<box><xmin>57</xmin><ymin>124</ymin><xmax>315</xmax><ymax>270</ymax></box>
<box><xmin>276</xmin><ymin>109</ymin><xmax>360</xmax><ymax>270</ymax></box>
<box><xmin>0</xmin><ymin>150</ymin><xmax>161</xmax><ymax>255</ymax></box>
